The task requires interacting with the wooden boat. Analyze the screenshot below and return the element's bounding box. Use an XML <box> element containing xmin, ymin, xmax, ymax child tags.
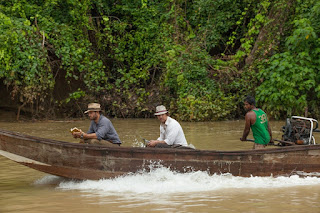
<box><xmin>1</xmin><ymin>128</ymin><xmax>320</xmax><ymax>180</ymax></box>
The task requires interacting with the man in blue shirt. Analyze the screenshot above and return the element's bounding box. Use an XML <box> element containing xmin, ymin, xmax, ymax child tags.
<box><xmin>72</xmin><ymin>103</ymin><xmax>121</xmax><ymax>146</ymax></box>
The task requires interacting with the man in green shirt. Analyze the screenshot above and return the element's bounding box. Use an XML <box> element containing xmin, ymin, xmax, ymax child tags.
<box><xmin>240</xmin><ymin>96</ymin><xmax>273</xmax><ymax>149</ymax></box>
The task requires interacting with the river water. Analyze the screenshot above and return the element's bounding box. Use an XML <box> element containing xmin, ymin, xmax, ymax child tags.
<box><xmin>1</xmin><ymin>118</ymin><xmax>320</xmax><ymax>212</ymax></box>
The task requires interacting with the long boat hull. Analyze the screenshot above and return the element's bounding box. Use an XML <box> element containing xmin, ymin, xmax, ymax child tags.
<box><xmin>1</xmin><ymin>129</ymin><xmax>320</xmax><ymax>180</ymax></box>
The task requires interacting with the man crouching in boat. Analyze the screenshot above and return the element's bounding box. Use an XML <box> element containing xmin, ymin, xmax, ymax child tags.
<box><xmin>71</xmin><ymin>103</ymin><xmax>121</xmax><ymax>146</ymax></box>
<box><xmin>240</xmin><ymin>96</ymin><xmax>273</xmax><ymax>149</ymax></box>
<box><xmin>147</xmin><ymin>105</ymin><xmax>189</xmax><ymax>148</ymax></box>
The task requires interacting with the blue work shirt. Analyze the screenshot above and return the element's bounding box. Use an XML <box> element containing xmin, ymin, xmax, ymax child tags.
<box><xmin>87</xmin><ymin>115</ymin><xmax>121</xmax><ymax>144</ymax></box>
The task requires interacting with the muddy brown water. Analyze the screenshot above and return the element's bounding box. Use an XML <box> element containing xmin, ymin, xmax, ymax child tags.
<box><xmin>1</xmin><ymin>118</ymin><xmax>320</xmax><ymax>212</ymax></box>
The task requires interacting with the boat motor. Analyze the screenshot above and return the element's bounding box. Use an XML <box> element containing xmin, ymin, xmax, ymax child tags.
<box><xmin>281</xmin><ymin>116</ymin><xmax>319</xmax><ymax>145</ymax></box>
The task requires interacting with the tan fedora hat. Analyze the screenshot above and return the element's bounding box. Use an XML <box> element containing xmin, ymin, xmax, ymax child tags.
<box><xmin>84</xmin><ymin>103</ymin><xmax>102</xmax><ymax>114</ymax></box>
<box><xmin>154</xmin><ymin>105</ymin><xmax>168</xmax><ymax>115</ymax></box>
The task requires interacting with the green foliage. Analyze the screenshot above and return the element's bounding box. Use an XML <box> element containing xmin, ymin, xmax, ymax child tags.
<box><xmin>0</xmin><ymin>11</ymin><xmax>53</xmax><ymax>105</ymax></box>
<box><xmin>233</xmin><ymin>0</ymin><xmax>271</xmax><ymax>62</ymax></box>
<box><xmin>256</xmin><ymin>0</ymin><xmax>320</xmax><ymax>118</ymax></box>
<box><xmin>163</xmin><ymin>45</ymin><xmax>236</xmax><ymax>121</ymax></box>
<box><xmin>0</xmin><ymin>0</ymin><xmax>106</xmax><ymax>117</ymax></box>
<box><xmin>1</xmin><ymin>0</ymin><xmax>319</xmax><ymax>120</ymax></box>
<box><xmin>63</xmin><ymin>88</ymin><xmax>86</xmax><ymax>104</ymax></box>
<box><xmin>45</xmin><ymin>21</ymin><xmax>107</xmax><ymax>91</ymax></box>
<box><xmin>188</xmin><ymin>0</ymin><xmax>245</xmax><ymax>51</ymax></box>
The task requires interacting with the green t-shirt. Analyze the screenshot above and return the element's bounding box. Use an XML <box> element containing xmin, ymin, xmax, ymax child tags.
<box><xmin>251</xmin><ymin>109</ymin><xmax>270</xmax><ymax>145</ymax></box>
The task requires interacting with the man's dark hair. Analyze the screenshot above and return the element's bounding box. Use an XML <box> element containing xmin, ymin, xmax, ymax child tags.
<box><xmin>245</xmin><ymin>95</ymin><xmax>256</xmax><ymax>106</ymax></box>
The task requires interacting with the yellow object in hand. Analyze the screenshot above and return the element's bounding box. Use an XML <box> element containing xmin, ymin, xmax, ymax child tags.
<box><xmin>70</xmin><ymin>127</ymin><xmax>82</xmax><ymax>133</ymax></box>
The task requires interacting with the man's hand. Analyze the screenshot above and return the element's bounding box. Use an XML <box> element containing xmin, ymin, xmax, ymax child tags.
<box><xmin>72</xmin><ymin>130</ymin><xmax>83</xmax><ymax>139</ymax></box>
<box><xmin>269</xmin><ymin>138</ymin><xmax>274</xmax><ymax>145</ymax></box>
<box><xmin>147</xmin><ymin>140</ymin><xmax>158</xmax><ymax>147</ymax></box>
<box><xmin>240</xmin><ymin>137</ymin><xmax>246</xmax><ymax>141</ymax></box>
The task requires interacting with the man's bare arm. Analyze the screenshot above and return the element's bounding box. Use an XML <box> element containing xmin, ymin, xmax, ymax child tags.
<box><xmin>267</xmin><ymin>122</ymin><xmax>273</xmax><ymax>142</ymax></box>
<box><xmin>240</xmin><ymin>112</ymin><xmax>254</xmax><ymax>141</ymax></box>
<box><xmin>147</xmin><ymin>140</ymin><xmax>166</xmax><ymax>147</ymax></box>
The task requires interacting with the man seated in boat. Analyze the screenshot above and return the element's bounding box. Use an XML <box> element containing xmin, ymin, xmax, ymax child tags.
<box><xmin>147</xmin><ymin>105</ymin><xmax>189</xmax><ymax>148</ymax></box>
<box><xmin>240</xmin><ymin>96</ymin><xmax>273</xmax><ymax>149</ymax></box>
<box><xmin>71</xmin><ymin>103</ymin><xmax>121</xmax><ymax>146</ymax></box>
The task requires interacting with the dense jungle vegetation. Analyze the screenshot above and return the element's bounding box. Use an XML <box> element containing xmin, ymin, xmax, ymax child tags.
<box><xmin>0</xmin><ymin>0</ymin><xmax>320</xmax><ymax>121</ymax></box>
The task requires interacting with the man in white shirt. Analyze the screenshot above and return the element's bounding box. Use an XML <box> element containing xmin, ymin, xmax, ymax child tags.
<box><xmin>147</xmin><ymin>105</ymin><xmax>188</xmax><ymax>148</ymax></box>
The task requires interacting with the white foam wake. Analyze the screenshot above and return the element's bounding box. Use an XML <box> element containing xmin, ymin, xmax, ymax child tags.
<box><xmin>50</xmin><ymin>167</ymin><xmax>320</xmax><ymax>196</ymax></box>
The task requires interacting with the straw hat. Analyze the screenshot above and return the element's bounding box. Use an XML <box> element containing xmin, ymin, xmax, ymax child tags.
<box><xmin>154</xmin><ymin>105</ymin><xmax>168</xmax><ymax>115</ymax></box>
<box><xmin>84</xmin><ymin>103</ymin><xmax>102</xmax><ymax>114</ymax></box>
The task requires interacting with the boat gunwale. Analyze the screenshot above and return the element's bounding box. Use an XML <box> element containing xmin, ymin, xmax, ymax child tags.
<box><xmin>1</xmin><ymin>128</ymin><xmax>320</xmax><ymax>156</ymax></box>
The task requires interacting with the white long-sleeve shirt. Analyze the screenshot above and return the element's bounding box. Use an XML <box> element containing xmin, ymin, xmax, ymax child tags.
<box><xmin>157</xmin><ymin>116</ymin><xmax>188</xmax><ymax>146</ymax></box>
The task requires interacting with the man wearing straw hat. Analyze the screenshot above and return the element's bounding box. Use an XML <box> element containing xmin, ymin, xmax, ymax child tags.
<box><xmin>147</xmin><ymin>105</ymin><xmax>188</xmax><ymax>148</ymax></box>
<box><xmin>72</xmin><ymin>103</ymin><xmax>121</xmax><ymax>146</ymax></box>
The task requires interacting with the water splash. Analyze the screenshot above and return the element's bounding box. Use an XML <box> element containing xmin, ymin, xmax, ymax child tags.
<box><xmin>131</xmin><ymin>138</ymin><xmax>145</xmax><ymax>147</ymax></box>
<box><xmin>33</xmin><ymin>175</ymin><xmax>65</xmax><ymax>185</ymax></box>
<box><xmin>50</xmin><ymin>166</ymin><xmax>320</xmax><ymax>196</ymax></box>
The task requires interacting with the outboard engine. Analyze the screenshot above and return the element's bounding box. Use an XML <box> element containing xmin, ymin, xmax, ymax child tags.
<box><xmin>281</xmin><ymin>116</ymin><xmax>319</xmax><ymax>145</ymax></box>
